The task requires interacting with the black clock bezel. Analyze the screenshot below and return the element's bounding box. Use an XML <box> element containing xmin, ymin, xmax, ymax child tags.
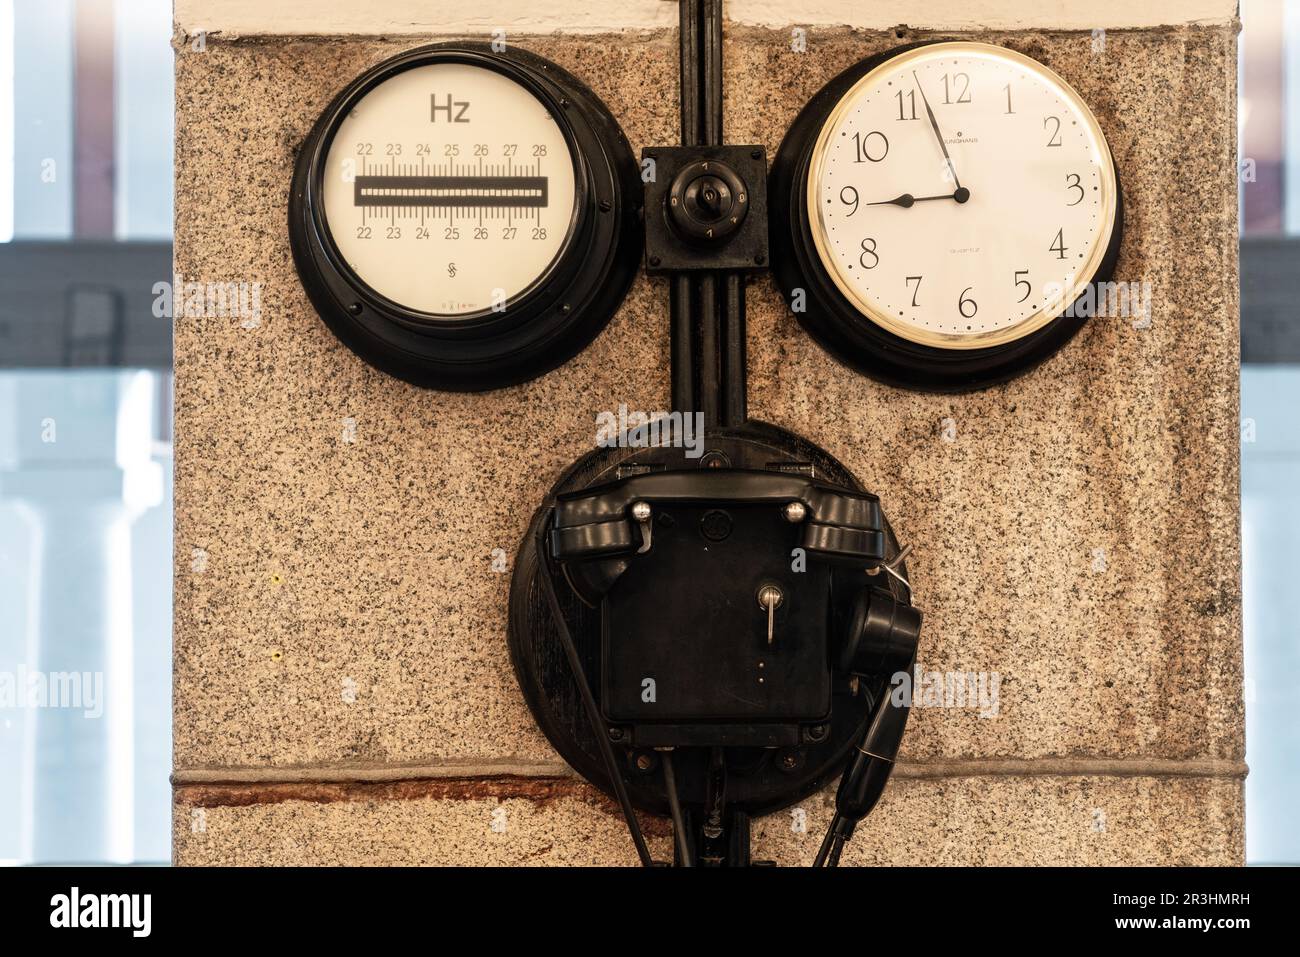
<box><xmin>769</xmin><ymin>40</ymin><xmax>1124</xmax><ymax>393</ymax></box>
<box><xmin>289</xmin><ymin>42</ymin><xmax>643</xmax><ymax>392</ymax></box>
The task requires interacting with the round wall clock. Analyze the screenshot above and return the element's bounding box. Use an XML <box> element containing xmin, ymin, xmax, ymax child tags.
<box><xmin>290</xmin><ymin>42</ymin><xmax>642</xmax><ymax>391</ymax></box>
<box><xmin>771</xmin><ymin>40</ymin><xmax>1123</xmax><ymax>391</ymax></box>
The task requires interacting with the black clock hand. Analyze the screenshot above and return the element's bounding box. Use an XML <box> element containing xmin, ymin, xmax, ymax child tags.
<box><xmin>869</xmin><ymin>188</ymin><xmax>971</xmax><ymax>208</ymax></box>
<box><xmin>912</xmin><ymin>70</ymin><xmax>963</xmax><ymax>191</ymax></box>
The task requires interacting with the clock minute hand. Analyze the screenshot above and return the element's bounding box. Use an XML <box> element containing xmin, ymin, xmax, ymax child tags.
<box><xmin>912</xmin><ymin>70</ymin><xmax>962</xmax><ymax>191</ymax></box>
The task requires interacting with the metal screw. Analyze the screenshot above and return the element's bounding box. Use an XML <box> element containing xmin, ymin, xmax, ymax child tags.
<box><xmin>784</xmin><ymin>501</ymin><xmax>807</xmax><ymax>523</ymax></box>
<box><xmin>635</xmin><ymin>753</ymin><xmax>655</xmax><ymax>772</ymax></box>
<box><xmin>608</xmin><ymin>727</ymin><xmax>624</xmax><ymax>742</ymax></box>
<box><xmin>649</xmin><ymin>255</ymin><xmax>662</xmax><ymax>267</ymax></box>
<box><xmin>754</xmin><ymin>253</ymin><xmax>766</xmax><ymax>265</ymax></box>
<box><xmin>631</xmin><ymin>501</ymin><xmax>652</xmax><ymax>522</ymax></box>
<box><xmin>751</xmin><ymin>148</ymin><xmax>763</xmax><ymax>160</ymax></box>
<box><xmin>599</xmin><ymin>199</ymin><xmax>612</xmax><ymax>212</ymax></box>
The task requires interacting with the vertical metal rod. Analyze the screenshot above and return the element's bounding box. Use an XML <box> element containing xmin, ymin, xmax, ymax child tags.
<box><xmin>698</xmin><ymin>274</ymin><xmax>720</xmax><ymax>427</ymax></box>
<box><xmin>673</xmin><ymin>0</ymin><xmax>701</xmax><ymax>417</ymax></box>
<box><xmin>670</xmin><ymin>276</ymin><xmax>696</xmax><ymax>416</ymax></box>
<box><xmin>701</xmin><ymin>0</ymin><xmax>723</xmax><ymax>146</ymax></box>
<box><xmin>679</xmin><ymin>0</ymin><xmax>701</xmax><ymax>146</ymax></box>
<box><xmin>696</xmin><ymin>0</ymin><xmax>725</xmax><ymax>426</ymax></box>
<box><xmin>722</xmin><ymin>273</ymin><xmax>747</xmax><ymax>426</ymax></box>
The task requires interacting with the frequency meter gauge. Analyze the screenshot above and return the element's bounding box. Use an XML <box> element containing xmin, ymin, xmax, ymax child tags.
<box><xmin>290</xmin><ymin>43</ymin><xmax>642</xmax><ymax>391</ymax></box>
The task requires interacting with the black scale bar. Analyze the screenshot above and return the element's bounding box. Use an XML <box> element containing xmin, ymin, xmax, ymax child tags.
<box><xmin>353</xmin><ymin>175</ymin><xmax>549</xmax><ymax>208</ymax></box>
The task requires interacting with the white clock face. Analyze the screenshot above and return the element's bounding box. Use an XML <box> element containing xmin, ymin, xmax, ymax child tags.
<box><xmin>321</xmin><ymin>62</ymin><xmax>578</xmax><ymax>317</ymax></box>
<box><xmin>808</xmin><ymin>42</ymin><xmax>1118</xmax><ymax>348</ymax></box>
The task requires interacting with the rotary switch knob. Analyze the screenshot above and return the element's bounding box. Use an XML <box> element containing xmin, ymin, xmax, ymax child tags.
<box><xmin>667</xmin><ymin>159</ymin><xmax>749</xmax><ymax>244</ymax></box>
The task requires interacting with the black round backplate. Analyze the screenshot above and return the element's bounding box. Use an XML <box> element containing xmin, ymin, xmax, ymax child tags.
<box><xmin>507</xmin><ymin>420</ymin><xmax>909</xmax><ymax>819</ymax></box>
<box><xmin>768</xmin><ymin>40</ymin><xmax>1124</xmax><ymax>392</ymax></box>
<box><xmin>289</xmin><ymin>42</ymin><xmax>643</xmax><ymax>392</ymax></box>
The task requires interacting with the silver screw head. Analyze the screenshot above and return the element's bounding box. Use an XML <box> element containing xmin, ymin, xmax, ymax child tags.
<box><xmin>631</xmin><ymin>501</ymin><xmax>652</xmax><ymax>522</ymax></box>
<box><xmin>783</xmin><ymin>501</ymin><xmax>808</xmax><ymax>523</ymax></box>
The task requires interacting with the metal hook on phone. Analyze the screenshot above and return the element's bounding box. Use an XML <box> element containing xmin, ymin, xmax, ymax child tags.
<box><xmin>867</xmin><ymin>543</ymin><xmax>913</xmax><ymax>597</ymax></box>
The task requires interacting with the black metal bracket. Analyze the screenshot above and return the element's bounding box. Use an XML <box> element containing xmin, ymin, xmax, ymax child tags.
<box><xmin>656</xmin><ymin>0</ymin><xmax>754</xmax><ymax>429</ymax></box>
<box><xmin>643</xmin><ymin>145</ymin><xmax>769</xmax><ymax>274</ymax></box>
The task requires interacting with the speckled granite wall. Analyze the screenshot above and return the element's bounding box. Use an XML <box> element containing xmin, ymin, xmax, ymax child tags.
<box><xmin>172</xmin><ymin>22</ymin><xmax>1244</xmax><ymax>865</ymax></box>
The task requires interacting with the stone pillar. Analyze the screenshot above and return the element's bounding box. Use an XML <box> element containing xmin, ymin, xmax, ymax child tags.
<box><xmin>170</xmin><ymin>1</ymin><xmax>1244</xmax><ymax>865</ymax></box>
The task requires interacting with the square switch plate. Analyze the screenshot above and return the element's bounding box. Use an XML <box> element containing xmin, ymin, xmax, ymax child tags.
<box><xmin>641</xmin><ymin>145</ymin><xmax>770</xmax><ymax>274</ymax></box>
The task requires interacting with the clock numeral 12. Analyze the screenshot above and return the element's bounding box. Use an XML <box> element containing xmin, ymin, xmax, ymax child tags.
<box><xmin>942</xmin><ymin>73</ymin><xmax>971</xmax><ymax>104</ymax></box>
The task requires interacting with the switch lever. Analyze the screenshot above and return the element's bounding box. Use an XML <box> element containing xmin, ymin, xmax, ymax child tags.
<box><xmin>757</xmin><ymin>584</ymin><xmax>783</xmax><ymax>646</ymax></box>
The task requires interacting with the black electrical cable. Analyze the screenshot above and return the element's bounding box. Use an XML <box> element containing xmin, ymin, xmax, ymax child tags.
<box><xmin>812</xmin><ymin>650</ymin><xmax>918</xmax><ymax>867</ymax></box>
<box><xmin>662</xmin><ymin>750</ymin><xmax>693</xmax><ymax>866</ymax></box>
<box><xmin>813</xmin><ymin>814</ymin><xmax>839</xmax><ymax>867</ymax></box>
<box><xmin>534</xmin><ymin>513</ymin><xmax>655</xmax><ymax>867</ymax></box>
<box><xmin>827</xmin><ymin>835</ymin><xmax>846</xmax><ymax>867</ymax></box>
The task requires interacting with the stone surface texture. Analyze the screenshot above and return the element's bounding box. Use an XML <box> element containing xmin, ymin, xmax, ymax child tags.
<box><xmin>172</xmin><ymin>22</ymin><xmax>1243</xmax><ymax>864</ymax></box>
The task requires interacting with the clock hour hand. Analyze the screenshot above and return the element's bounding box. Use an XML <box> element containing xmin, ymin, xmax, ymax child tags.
<box><xmin>869</xmin><ymin>187</ymin><xmax>971</xmax><ymax>208</ymax></box>
<box><xmin>912</xmin><ymin>70</ymin><xmax>963</xmax><ymax>191</ymax></box>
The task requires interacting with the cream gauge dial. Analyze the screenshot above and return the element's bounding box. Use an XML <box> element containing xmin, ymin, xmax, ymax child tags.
<box><xmin>320</xmin><ymin>62</ymin><xmax>578</xmax><ymax>317</ymax></box>
<box><xmin>771</xmin><ymin>41</ymin><xmax>1123</xmax><ymax>391</ymax></box>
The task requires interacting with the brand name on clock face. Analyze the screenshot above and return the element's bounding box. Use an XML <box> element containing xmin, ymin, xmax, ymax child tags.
<box><xmin>944</xmin><ymin>136</ymin><xmax>978</xmax><ymax>145</ymax></box>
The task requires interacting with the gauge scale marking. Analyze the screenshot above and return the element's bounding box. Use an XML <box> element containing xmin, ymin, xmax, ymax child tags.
<box><xmin>321</xmin><ymin>63</ymin><xmax>579</xmax><ymax>317</ymax></box>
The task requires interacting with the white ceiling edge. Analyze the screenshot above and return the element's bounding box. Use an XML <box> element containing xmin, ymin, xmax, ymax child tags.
<box><xmin>730</xmin><ymin>0</ymin><xmax>1238</xmax><ymax>30</ymax></box>
<box><xmin>174</xmin><ymin>0</ymin><xmax>1240</xmax><ymax>37</ymax></box>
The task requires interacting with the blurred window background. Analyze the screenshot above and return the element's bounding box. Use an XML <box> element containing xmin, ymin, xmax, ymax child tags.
<box><xmin>0</xmin><ymin>0</ymin><xmax>1297</xmax><ymax>864</ymax></box>
<box><xmin>0</xmin><ymin>0</ymin><xmax>173</xmax><ymax>864</ymax></box>
<box><xmin>1240</xmin><ymin>0</ymin><xmax>1300</xmax><ymax>867</ymax></box>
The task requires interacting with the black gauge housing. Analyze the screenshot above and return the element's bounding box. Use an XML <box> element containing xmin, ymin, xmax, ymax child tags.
<box><xmin>769</xmin><ymin>40</ymin><xmax>1124</xmax><ymax>393</ymax></box>
<box><xmin>289</xmin><ymin>42</ymin><xmax>643</xmax><ymax>391</ymax></box>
